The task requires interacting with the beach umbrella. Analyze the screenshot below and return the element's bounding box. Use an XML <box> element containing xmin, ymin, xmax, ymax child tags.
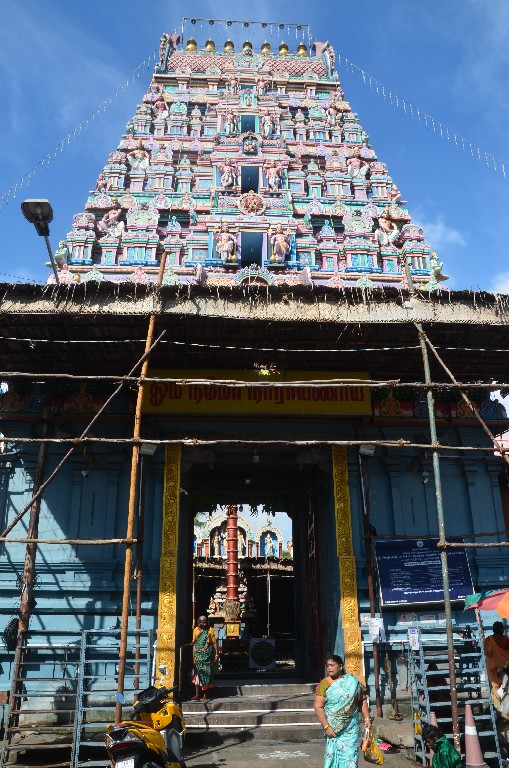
<box><xmin>464</xmin><ymin>589</ymin><xmax>509</xmax><ymax>619</ymax></box>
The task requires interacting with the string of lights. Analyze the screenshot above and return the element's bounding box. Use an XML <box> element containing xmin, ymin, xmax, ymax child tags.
<box><xmin>336</xmin><ymin>52</ymin><xmax>508</xmax><ymax>178</ymax></box>
<box><xmin>0</xmin><ymin>49</ymin><xmax>158</xmax><ymax>213</ymax></box>
<box><xmin>181</xmin><ymin>16</ymin><xmax>310</xmax><ymax>47</ymax></box>
<box><xmin>0</xmin><ymin>272</ymin><xmax>38</xmax><ymax>284</ymax></box>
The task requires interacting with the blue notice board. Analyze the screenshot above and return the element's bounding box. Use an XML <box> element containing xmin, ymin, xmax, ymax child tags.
<box><xmin>375</xmin><ymin>538</ymin><xmax>473</xmax><ymax>606</ymax></box>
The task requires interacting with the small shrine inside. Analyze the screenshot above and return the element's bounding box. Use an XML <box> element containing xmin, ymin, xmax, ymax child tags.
<box><xmin>193</xmin><ymin>505</ymin><xmax>294</xmax><ymax>669</ymax></box>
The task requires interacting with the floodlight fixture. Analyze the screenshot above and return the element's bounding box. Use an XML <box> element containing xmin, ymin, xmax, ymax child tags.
<box><xmin>359</xmin><ymin>444</ymin><xmax>376</xmax><ymax>457</ymax></box>
<box><xmin>21</xmin><ymin>199</ymin><xmax>60</xmax><ymax>284</ymax></box>
<box><xmin>140</xmin><ymin>442</ymin><xmax>158</xmax><ymax>456</ymax></box>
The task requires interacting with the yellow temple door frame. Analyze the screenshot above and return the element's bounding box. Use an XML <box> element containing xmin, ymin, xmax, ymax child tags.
<box><xmin>156</xmin><ymin>444</ymin><xmax>362</xmax><ymax>685</ymax></box>
<box><xmin>332</xmin><ymin>446</ymin><xmax>363</xmax><ymax>682</ymax></box>
<box><xmin>156</xmin><ymin>445</ymin><xmax>181</xmax><ymax>685</ymax></box>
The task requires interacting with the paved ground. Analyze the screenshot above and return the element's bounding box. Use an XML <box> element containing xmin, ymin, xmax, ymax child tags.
<box><xmin>186</xmin><ymin>738</ymin><xmax>415</xmax><ymax>768</ymax></box>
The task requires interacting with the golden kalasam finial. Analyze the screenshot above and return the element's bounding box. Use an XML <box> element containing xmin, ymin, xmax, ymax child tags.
<box><xmin>297</xmin><ymin>42</ymin><xmax>308</xmax><ymax>57</ymax></box>
<box><xmin>261</xmin><ymin>40</ymin><xmax>271</xmax><ymax>55</ymax></box>
<box><xmin>204</xmin><ymin>39</ymin><xmax>216</xmax><ymax>52</ymax></box>
<box><xmin>242</xmin><ymin>40</ymin><xmax>253</xmax><ymax>52</ymax></box>
<box><xmin>278</xmin><ymin>41</ymin><xmax>289</xmax><ymax>56</ymax></box>
<box><xmin>186</xmin><ymin>37</ymin><xmax>197</xmax><ymax>52</ymax></box>
<box><xmin>224</xmin><ymin>39</ymin><xmax>235</xmax><ymax>53</ymax></box>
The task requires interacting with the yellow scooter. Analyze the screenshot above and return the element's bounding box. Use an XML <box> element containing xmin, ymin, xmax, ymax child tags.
<box><xmin>105</xmin><ymin>684</ymin><xmax>186</xmax><ymax>768</ymax></box>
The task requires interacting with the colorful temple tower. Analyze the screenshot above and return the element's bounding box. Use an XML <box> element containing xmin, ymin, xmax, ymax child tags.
<box><xmin>54</xmin><ymin>29</ymin><xmax>445</xmax><ymax>291</ymax></box>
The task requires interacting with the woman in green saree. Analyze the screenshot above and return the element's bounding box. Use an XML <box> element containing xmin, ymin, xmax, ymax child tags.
<box><xmin>314</xmin><ymin>654</ymin><xmax>370</xmax><ymax>768</ymax></box>
<box><xmin>191</xmin><ymin>615</ymin><xmax>218</xmax><ymax>702</ymax></box>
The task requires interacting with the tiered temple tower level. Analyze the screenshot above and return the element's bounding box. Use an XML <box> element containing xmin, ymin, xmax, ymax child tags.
<box><xmin>58</xmin><ymin>32</ymin><xmax>443</xmax><ymax>290</ymax></box>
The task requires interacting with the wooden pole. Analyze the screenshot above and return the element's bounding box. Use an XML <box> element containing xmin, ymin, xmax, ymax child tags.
<box><xmin>134</xmin><ymin>455</ymin><xmax>147</xmax><ymax>692</ymax></box>
<box><xmin>115</xmin><ymin>253</ymin><xmax>167</xmax><ymax>724</ymax></box>
<box><xmin>11</xmin><ymin>437</ymin><xmax>48</xmax><ymax>736</ymax></box>
<box><xmin>358</xmin><ymin>452</ymin><xmax>383</xmax><ymax>718</ymax></box>
<box><xmin>416</xmin><ymin>324</ymin><xmax>461</xmax><ymax>754</ymax></box>
<box><xmin>18</xmin><ymin>440</ymin><xmax>47</xmax><ymax>634</ymax></box>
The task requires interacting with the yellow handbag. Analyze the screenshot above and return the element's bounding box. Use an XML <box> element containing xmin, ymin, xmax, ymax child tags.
<box><xmin>363</xmin><ymin>732</ymin><xmax>385</xmax><ymax>765</ymax></box>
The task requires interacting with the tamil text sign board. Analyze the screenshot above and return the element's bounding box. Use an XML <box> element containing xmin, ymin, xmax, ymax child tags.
<box><xmin>375</xmin><ymin>538</ymin><xmax>473</xmax><ymax>606</ymax></box>
<box><xmin>142</xmin><ymin>370</ymin><xmax>371</xmax><ymax>416</ymax></box>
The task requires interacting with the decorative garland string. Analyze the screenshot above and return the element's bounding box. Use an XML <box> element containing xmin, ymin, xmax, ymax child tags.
<box><xmin>336</xmin><ymin>51</ymin><xmax>508</xmax><ymax>178</ymax></box>
<box><xmin>0</xmin><ymin>49</ymin><xmax>158</xmax><ymax>213</ymax></box>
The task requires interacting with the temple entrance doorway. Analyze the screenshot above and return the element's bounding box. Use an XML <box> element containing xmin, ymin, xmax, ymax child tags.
<box><xmin>194</xmin><ymin>506</ymin><xmax>295</xmax><ymax>674</ymax></box>
<box><xmin>179</xmin><ymin>445</ymin><xmax>333</xmax><ymax>683</ymax></box>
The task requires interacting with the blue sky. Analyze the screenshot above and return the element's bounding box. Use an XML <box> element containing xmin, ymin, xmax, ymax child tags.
<box><xmin>1</xmin><ymin>0</ymin><xmax>509</xmax><ymax>291</ymax></box>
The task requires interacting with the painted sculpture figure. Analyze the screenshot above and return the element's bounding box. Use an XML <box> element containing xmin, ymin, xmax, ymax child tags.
<box><xmin>219</xmin><ymin>159</ymin><xmax>236</xmax><ymax>189</ymax></box>
<box><xmin>270</xmin><ymin>223</ymin><xmax>291</xmax><ymax>263</ymax></box>
<box><xmin>347</xmin><ymin>149</ymin><xmax>369</xmax><ymax>179</ymax></box>
<box><xmin>127</xmin><ymin>141</ymin><xmax>150</xmax><ymax>173</ymax></box>
<box><xmin>153</xmin><ymin>97</ymin><xmax>169</xmax><ymax>120</ymax></box>
<box><xmin>224</xmin><ymin>111</ymin><xmax>238</xmax><ymax>136</ymax></box>
<box><xmin>215</xmin><ymin>222</ymin><xmax>237</xmax><ymax>263</ymax></box>
<box><xmin>375</xmin><ymin>213</ymin><xmax>400</xmax><ymax>247</ymax></box>
<box><xmin>54</xmin><ymin>240</ymin><xmax>70</xmax><ymax>270</ymax></box>
<box><xmin>97</xmin><ymin>199</ymin><xmax>125</xmax><ymax>238</ymax></box>
<box><xmin>265</xmin><ymin>160</ymin><xmax>282</xmax><ymax>191</ymax></box>
<box><xmin>261</xmin><ymin>112</ymin><xmax>274</xmax><ymax>138</ymax></box>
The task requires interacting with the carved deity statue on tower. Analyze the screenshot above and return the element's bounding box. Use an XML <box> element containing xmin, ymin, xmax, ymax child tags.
<box><xmin>215</xmin><ymin>222</ymin><xmax>237</xmax><ymax>263</ymax></box>
<box><xmin>269</xmin><ymin>223</ymin><xmax>291</xmax><ymax>263</ymax></box>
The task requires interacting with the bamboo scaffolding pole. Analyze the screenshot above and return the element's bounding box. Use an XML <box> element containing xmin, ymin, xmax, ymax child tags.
<box><xmin>134</xmin><ymin>456</ymin><xmax>147</xmax><ymax>692</ymax></box>
<box><xmin>4</xmin><ymin>530</ymin><xmax>508</xmax><ymax>547</ymax></box>
<box><xmin>441</xmin><ymin>541</ymin><xmax>509</xmax><ymax>549</ymax></box>
<box><xmin>0</xmin><ymin>537</ymin><xmax>135</xmax><ymax>545</ymax></box>
<box><xmin>10</xmin><ymin>435</ymin><xmax>48</xmax><ymax>739</ymax></box>
<box><xmin>358</xmin><ymin>451</ymin><xmax>383</xmax><ymax>718</ymax></box>
<box><xmin>18</xmin><ymin>439</ymin><xmax>47</xmax><ymax>634</ymax></box>
<box><xmin>3</xmin><ymin>534</ymin><xmax>509</xmax><ymax>548</ymax></box>
<box><xmin>1</xmin><ymin>436</ymin><xmax>507</xmax><ymax>453</ymax></box>
<box><xmin>2</xmin><ymin>370</ymin><xmax>509</xmax><ymax>391</ymax></box>
<box><xmin>0</xmin><ymin>330</ymin><xmax>167</xmax><ymax>540</ymax></box>
<box><xmin>367</xmin><ymin>529</ymin><xmax>509</xmax><ymax>540</ymax></box>
<box><xmin>414</xmin><ymin>316</ymin><xmax>460</xmax><ymax>753</ymax></box>
<box><xmin>116</xmin><ymin>252</ymin><xmax>168</xmax><ymax>725</ymax></box>
<box><xmin>421</xmin><ymin>330</ymin><xmax>509</xmax><ymax>465</ymax></box>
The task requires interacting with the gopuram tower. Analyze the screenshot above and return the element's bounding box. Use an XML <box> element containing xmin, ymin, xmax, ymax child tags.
<box><xmin>54</xmin><ymin>22</ymin><xmax>444</xmax><ymax>291</ymax></box>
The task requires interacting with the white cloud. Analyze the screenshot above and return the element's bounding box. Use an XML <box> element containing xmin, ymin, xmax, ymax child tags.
<box><xmin>411</xmin><ymin>213</ymin><xmax>466</xmax><ymax>251</ymax></box>
<box><xmin>490</xmin><ymin>272</ymin><xmax>509</xmax><ymax>295</ymax></box>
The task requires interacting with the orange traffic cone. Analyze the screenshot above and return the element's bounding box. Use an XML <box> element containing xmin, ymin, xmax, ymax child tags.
<box><xmin>465</xmin><ymin>703</ymin><xmax>487</xmax><ymax>767</ymax></box>
<box><xmin>429</xmin><ymin>711</ymin><xmax>438</xmax><ymax>761</ymax></box>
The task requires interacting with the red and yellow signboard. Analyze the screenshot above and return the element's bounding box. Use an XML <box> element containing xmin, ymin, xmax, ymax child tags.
<box><xmin>142</xmin><ymin>370</ymin><xmax>371</xmax><ymax>416</ymax></box>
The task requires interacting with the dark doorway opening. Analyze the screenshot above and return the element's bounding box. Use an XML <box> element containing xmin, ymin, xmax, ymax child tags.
<box><xmin>240</xmin><ymin>231</ymin><xmax>263</xmax><ymax>267</ymax></box>
<box><xmin>240</xmin><ymin>166</ymin><xmax>259</xmax><ymax>193</ymax></box>
<box><xmin>240</xmin><ymin>114</ymin><xmax>257</xmax><ymax>133</ymax></box>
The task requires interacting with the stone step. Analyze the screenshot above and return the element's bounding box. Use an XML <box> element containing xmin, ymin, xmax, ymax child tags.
<box><xmin>183</xmin><ymin>695</ymin><xmax>315</xmax><ymax>714</ymax></box>
<box><xmin>212</xmin><ymin>681</ymin><xmax>317</xmax><ymax>697</ymax></box>
<box><xmin>184</xmin><ymin>709</ymin><xmax>318</xmax><ymax>726</ymax></box>
<box><xmin>182</xmin><ymin>687</ymin><xmax>322</xmax><ymax>744</ymax></box>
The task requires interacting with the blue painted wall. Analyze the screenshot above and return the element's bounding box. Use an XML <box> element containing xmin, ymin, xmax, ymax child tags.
<box><xmin>0</xmin><ymin>416</ymin><xmax>507</xmax><ymax>690</ymax></box>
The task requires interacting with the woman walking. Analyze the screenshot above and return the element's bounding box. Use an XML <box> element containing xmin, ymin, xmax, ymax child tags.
<box><xmin>190</xmin><ymin>615</ymin><xmax>218</xmax><ymax>703</ymax></box>
<box><xmin>314</xmin><ymin>654</ymin><xmax>370</xmax><ymax>768</ymax></box>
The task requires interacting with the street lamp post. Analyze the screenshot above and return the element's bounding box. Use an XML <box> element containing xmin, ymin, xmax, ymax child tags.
<box><xmin>21</xmin><ymin>199</ymin><xmax>60</xmax><ymax>285</ymax></box>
